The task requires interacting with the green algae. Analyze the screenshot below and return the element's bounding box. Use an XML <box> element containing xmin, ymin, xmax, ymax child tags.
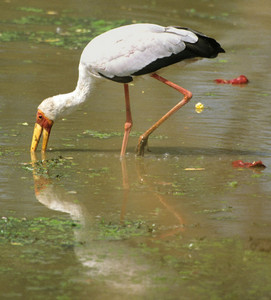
<box><xmin>0</xmin><ymin>9</ymin><xmax>128</xmax><ymax>49</ymax></box>
<box><xmin>1</xmin><ymin>217</ymin><xmax>271</xmax><ymax>299</ymax></box>
<box><xmin>21</xmin><ymin>156</ymin><xmax>76</xmax><ymax>178</ymax></box>
<box><xmin>97</xmin><ymin>219</ymin><xmax>152</xmax><ymax>240</ymax></box>
<box><xmin>17</xmin><ymin>7</ymin><xmax>44</xmax><ymax>13</ymax></box>
<box><xmin>80</xmin><ymin>129</ymin><xmax>168</xmax><ymax>140</ymax></box>
<box><xmin>0</xmin><ymin>216</ymin><xmax>84</xmax><ymax>300</ymax></box>
<box><xmin>0</xmin><ymin>216</ymin><xmax>80</xmax><ymax>247</ymax></box>
<box><xmin>185</xmin><ymin>8</ymin><xmax>231</xmax><ymax>20</ymax></box>
<box><xmin>137</xmin><ymin>236</ymin><xmax>271</xmax><ymax>299</ymax></box>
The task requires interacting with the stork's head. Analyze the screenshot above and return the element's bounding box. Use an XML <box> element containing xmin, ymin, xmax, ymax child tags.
<box><xmin>30</xmin><ymin>97</ymin><xmax>59</xmax><ymax>152</ymax></box>
<box><xmin>30</xmin><ymin>109</ymin><xmax>54</xmax><ymax>152</ymax></box>
<box><xmin>30</xmin><ymin>82</ymin><xmax>92</xmax><ymax>152</ymax></box>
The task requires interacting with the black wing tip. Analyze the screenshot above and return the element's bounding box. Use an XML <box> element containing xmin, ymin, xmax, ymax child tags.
<box><xmin>207</xmin><ymin>40</ymin><xmax>225</xmax><ymax>58</ymax></box>
<box><xmin>210</xmin><ymin>41</ymin><xmax>225</xmax><ymax>57</ymax></box>
<box><xmin>207</xmin><ymin>35</ymin><xmax>225</xmax><ymax>54</ymax></box>
<box><xmin>173</xmin><ymin>26</ymin><xmax>225</xmax><ymax>55</ymax></box>
<box><xmin>219</xmin><ymin>46</ymin><xmax>226</xmax><ymax>54</ymax></box>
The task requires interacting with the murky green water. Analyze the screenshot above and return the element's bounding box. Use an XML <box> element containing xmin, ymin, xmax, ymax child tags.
<box><xmin>1</xmin><ymin>0</ymin><xmax>271</xmax><ymax>299</ymax></box>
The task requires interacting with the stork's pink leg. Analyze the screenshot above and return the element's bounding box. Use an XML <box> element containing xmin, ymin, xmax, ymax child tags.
<box><xmin>137</xmin><ymin>73</ymin><xmax>193</xmax><ymax>156</ymax></box>
<box><xmin>120</xmin><ymin>83</ymin><xmax>133</xmax><ymax>157</ymax></box>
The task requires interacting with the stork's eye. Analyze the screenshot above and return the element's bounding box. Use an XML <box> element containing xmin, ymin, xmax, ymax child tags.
<box><xmin>38</xmin><ymin>115</ymin><xmax>42</xmax><ymax>119</ymax></box>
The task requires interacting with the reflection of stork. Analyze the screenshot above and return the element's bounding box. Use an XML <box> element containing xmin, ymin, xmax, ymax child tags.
<box><xmin>31</xmin><ymin>153</ymin><xmax>151</xmax><ymax>294</ymax></box>
<box><xmin>30</xmin><ymin>153</ymin><xmax>186</xmax><ymax>295</ymax></box>
<box><xmin>30</xmin><ymin>23</ymin><xmax>224</xmax><ymax>156</ymax></box>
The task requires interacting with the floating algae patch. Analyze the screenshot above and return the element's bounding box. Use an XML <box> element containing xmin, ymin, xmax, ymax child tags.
<box><xmin>135</xmin><ymin>236</ymin><xmax>271</xmax><ymax>299</ymax></box>
<box><xmin>97</xmin><ymin>219</ymin><xmax>154</xmax><ymax>241</ymax></box>
<box><xmin>0</xmin><ymin>216</ymin><xmax>85</xmax><ymax>299</ymax></box>
<box><xmin>185</xmin><ymin>8</ymin><xmax>230</xmax><ymax>20</ymax></box>
<box><xmin>0</xmin><ymin>9</ymin><xmax>129</xmax><ymax>49</ymax></box>
<box><xmin>80</xmin><ymin>129</ymin><xmax>168</xmax><ymax>140</ymax></box>
<box><xmin>21</xmin><ymin>156</ymin><xmax>78</xmax><ymax>179</ymax></box>
<box><xmin>0</xmin><ymin>216</ymin><xmax>80</xmax><ymax>247</ymax></box>
<box><xmin>80</xmin><ymin>130</ymin><xmax>123</xmax><ymax>139</ymax></box>
<box><xmin>17</xmin><ymin>6</ymin><xmax>45</xmax><ymax>13</ymax></box>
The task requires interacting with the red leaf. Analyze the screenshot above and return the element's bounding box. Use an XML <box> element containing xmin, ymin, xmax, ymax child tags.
<box><xmin>215</xmin><ymin>75</ymin><xmax>249</xmax><ymax>85</ymax></box>
<box><xmin>232</xmin><ymin>160</ymin><xmax>266</xmax><ymax>169</ymax></box>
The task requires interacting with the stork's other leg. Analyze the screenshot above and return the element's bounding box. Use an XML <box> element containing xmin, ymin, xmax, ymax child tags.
<box><xmin>120</xmin><ymin>83</ymin><xmax>133</xmax><ymax>157</ymax></box>
<box><xmin>136</xmin><ymin>73</ymin><xmax>193</xmax><ymax>156</ymax></box>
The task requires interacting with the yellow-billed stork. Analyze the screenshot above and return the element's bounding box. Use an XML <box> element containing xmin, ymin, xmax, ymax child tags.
<box><xmin>30</xmin><ymin>23</ymin><xmax>225</xmax><ymax>156</ymax></box>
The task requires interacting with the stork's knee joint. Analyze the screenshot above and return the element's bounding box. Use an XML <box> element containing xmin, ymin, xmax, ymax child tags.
<box><xmin>124</xmin><ymin>122</ymin><xmax>132</xmax><ymax>131</ymax></box>
<box><xmin>186</xmin><ymin>91</ymin><xmax>193</xmax><ymax>100</ymax></box>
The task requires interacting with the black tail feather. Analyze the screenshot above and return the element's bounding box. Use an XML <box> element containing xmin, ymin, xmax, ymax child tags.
<box><xmin>175</xmin><ymin>26</ymin><xmax>225</xmax><ymax>58</ymax></box>
<box><xmin>132</xmin><ymin>26</ymin><xmax>225</xmax><ymax>77</ymax></box>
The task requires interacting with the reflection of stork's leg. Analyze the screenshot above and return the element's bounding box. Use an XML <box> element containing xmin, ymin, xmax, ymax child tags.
<box><xmin>135</xmin><ymin>159</ymin><xmax>185</xmax><ymax>237</ymax></box>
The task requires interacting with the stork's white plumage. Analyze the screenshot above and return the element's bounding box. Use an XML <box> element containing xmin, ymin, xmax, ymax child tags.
<box><xmin>31</xmin><ymin>23</ymin><xmax>225</xmax><ymax>156</ymax></box>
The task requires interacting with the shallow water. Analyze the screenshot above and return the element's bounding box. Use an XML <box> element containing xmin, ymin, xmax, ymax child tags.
<box><xmin>1</xmin><ymin>0</ymin><xmax>271</xmax><ymax>299</ymax></box>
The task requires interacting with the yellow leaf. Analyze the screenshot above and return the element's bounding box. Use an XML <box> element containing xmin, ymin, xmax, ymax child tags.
<box><xmin>11</xmin><ymin>242</ymin><xmax>23</xmax><ymax>246</ymax></box>
<box><xmin>46</xmin><ymin>10</ymin><xmax>58</xmax><ymax>15</ymax></box>
<box><xmin>184</xmin><ymin>168</ymin><xmax>205</xmax><ymax>171</ymax></box>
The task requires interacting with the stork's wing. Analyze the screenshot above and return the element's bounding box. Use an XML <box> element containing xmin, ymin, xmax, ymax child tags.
<box><xmin>80</xmin><ymin>24</ymin><xmax>223</xmax><ymax>83</ymax></box>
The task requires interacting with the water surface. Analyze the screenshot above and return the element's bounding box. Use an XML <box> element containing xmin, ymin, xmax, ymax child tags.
<box><xmin>1</xmin><ymin>0</ymin><xmax>271</xmax><ymax>299</ymax></box>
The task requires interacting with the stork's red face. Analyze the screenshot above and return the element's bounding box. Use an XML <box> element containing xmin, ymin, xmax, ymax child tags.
<box><xmin>30</xmin><ymin>110</ymin><xmax>54</xmax><ymax>152</ymax></box>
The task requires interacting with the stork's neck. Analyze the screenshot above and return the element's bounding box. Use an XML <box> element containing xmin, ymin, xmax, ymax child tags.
<box><xmin>73</xmin><ymin>68</ymin><xmax>96</xmax><ymax>104</ymax></box>
<box><xmin>39</xmin><ymin>68</ymin><xmax>97</xmax><ymax>121</ymax></box>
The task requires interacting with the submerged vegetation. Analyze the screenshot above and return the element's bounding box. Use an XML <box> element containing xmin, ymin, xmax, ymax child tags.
<box><xmin>21</xmin><ymin>156</ymin><xmax>77</xmax><ymax>178</ymax></box>
<box><xmin>1</xmin><ymin>216</ymin><xmax>271</xmax><ymax>299</ymax></box>
<box><xmin>0</xmin><ymin>216</ymin><xmax>80</xmax><ymax>247</ymax></box>
<box><xmin>0</xmin><ymin>7</ymin><xmax>128</xmax><ymax>49</ymax></box>
<box><xmin>97</xmin><ymin>219</ymin><xmax>154</xmax><ymax>240</ymax></box>
<box><xmin>80</xmin><ymin>129</ymin><xmax>168</xmax><ymax>140</ymax></box>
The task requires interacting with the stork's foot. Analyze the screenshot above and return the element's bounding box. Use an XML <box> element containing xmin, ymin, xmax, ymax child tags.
<box><xmin>136</xmin><ymin>135</ymin><xmax>150</xmax><ymax>156</ymax></box>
